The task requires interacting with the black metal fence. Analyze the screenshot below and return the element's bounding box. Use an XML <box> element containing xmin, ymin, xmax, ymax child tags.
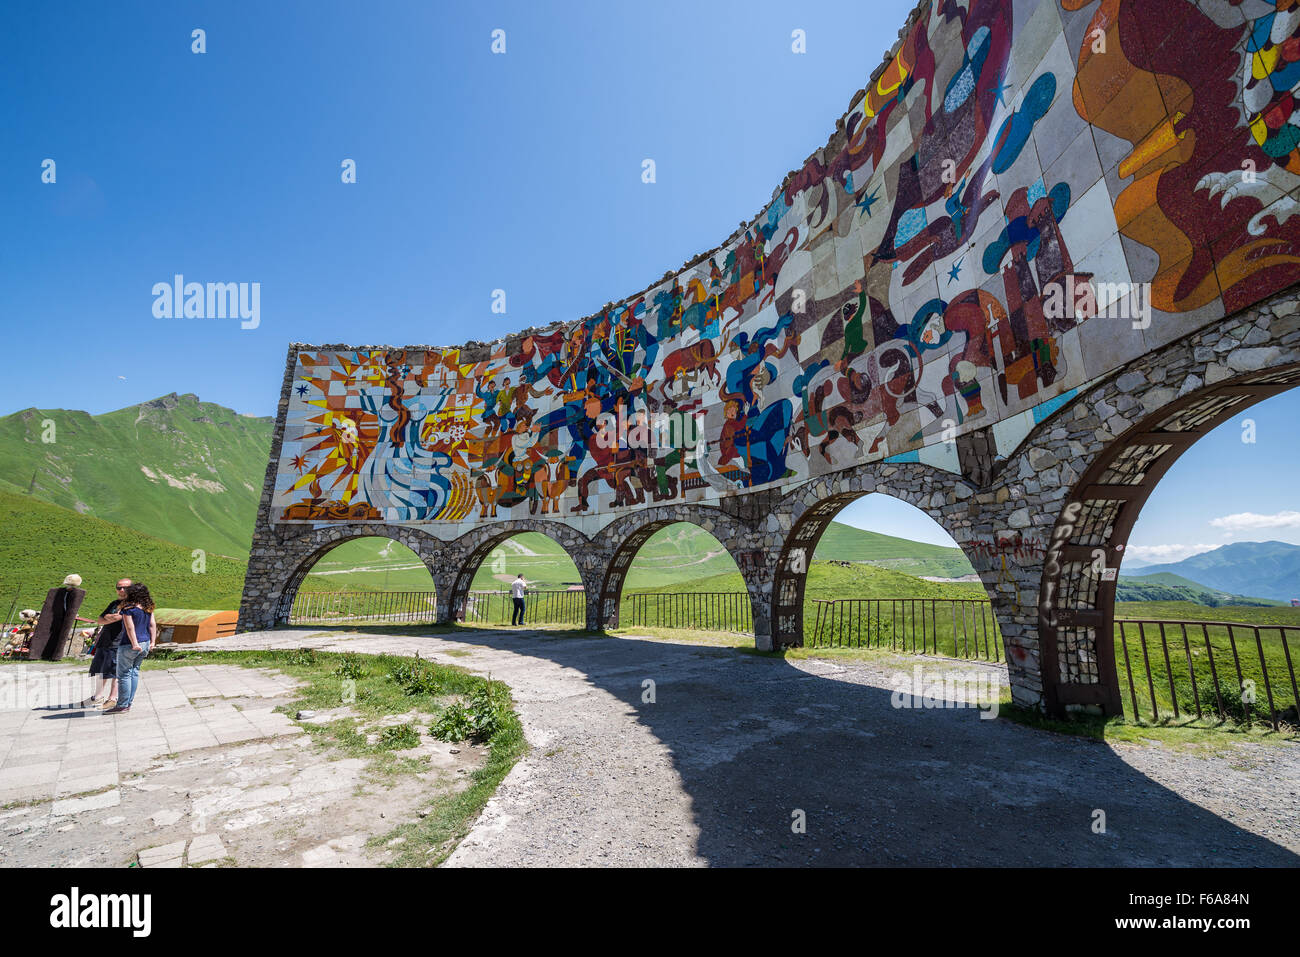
<box><xmin>460</xmin><ymin>589</ymin><xmax>586</xmax><ymax>626</ymax></box>
<box><xmin>810</xmin><ymin>597</ymin><xmax>1002</xmax><ymax>662</ymax></box>
<box><xmin>283</xmin><ymin>589</ymin><xmax>1299</xmax><ymax>731</ymax></box>
<box><xmin>290</xmin><ymin>589</ymin><xmax>438</xmax><ymax>625</ymax></box>
<box><xmin>1115</xmin><ymin>618</ymin><xmax>1299</xmax><ymax>730</ymax></box>
<box><xmin>620</xmin><ymin>591</ymin><xmax>754</xmax><ymax>633</ymax></box>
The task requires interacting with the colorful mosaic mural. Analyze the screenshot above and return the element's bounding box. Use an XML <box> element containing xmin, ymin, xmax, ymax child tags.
<box><xmin>272</xmin><ymin>0</ymin><xmax>1300</xmax><ymax>533</ymax></box>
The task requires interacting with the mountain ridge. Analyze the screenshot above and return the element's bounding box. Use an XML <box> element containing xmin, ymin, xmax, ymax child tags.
<box><xmin>0</xmin><ymin>393</ymin><xmax>274</xmax><ymax>557</ymax></box>
<box><xmin>1129</xmin><ymin>541</ymin><xmax>1300</xmax><ymax>602</ymax></box>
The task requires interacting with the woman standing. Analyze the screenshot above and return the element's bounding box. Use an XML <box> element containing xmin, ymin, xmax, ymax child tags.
<box><xmin>80</xmin><ymin>578</ymin><xmax>131</xmax><ymax>709</ymax></box>
<box><xmin>104</xmin><ymin>583</ymin><xmax>156</xmax><ymax>715</ymax></box>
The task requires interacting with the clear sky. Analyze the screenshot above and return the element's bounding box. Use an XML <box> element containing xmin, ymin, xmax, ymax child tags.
<box><xmin>4</xmin><ymin>0</ymin><xmax>1296</xmax><ymax>562</ymax></box>
<box><xmin>2</xmin><ymin>0</ymin><xmax>917</xmax><ymax>415</ymax></box>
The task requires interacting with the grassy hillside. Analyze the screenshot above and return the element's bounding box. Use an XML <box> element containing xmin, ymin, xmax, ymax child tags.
<box><xmin>299</xmin><ymin>526</ymin><xmax>732</xmax><ymax>591</ymax></box>
<box><xmin>614</xmin><ymin>561</ymin><xmax>1001</xmax><ymax>657</ymax></box>
<box><xmin>0</xmin><ymin>489</ymin><xmax>247</xmax><ymax>620</ymax></box>
<box><xmin>302</xmin><ymin>521</ymin><xmax>977</xmax><ymax>594</ymax></box>
<box><xmin>814</xmin><ymin>523</ymin><xmax>975</xmax><ymax>577</ymax></box>
<box><xmin>625</xmin><ymin>560</ymin><xmax>987</xmax><ymax>601</ymax></box>
<box><xmin>0</xmin><ymin>393</ymin><xmax>272</xmax><ymax>558</ymax></box>
<box><xmin>1114</xmin><ymin>600</ymin><xmax>1300</xmax><ymax>627</ymax></box>
<box><xmin>297</xmin><ymin>533</ymin><xmax>582</xmax><ymax>593</ymax></box>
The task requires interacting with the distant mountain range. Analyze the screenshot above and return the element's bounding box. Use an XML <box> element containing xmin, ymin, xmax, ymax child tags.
<box><xmin>1122</xmin><ymin>541</ymin><xmax>1300</xmax><ymax>603</ymax></box>
<box><xmin>1115</xmin><ymin>571</ymin><xmax>1287</xmax><ymax>607</ymax></box>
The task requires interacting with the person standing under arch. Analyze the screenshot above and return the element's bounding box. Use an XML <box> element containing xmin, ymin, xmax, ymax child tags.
<box><xmin>510</xmin><ymin>574</ymin><xmax>527</xmax><ymax>626</ymax></box>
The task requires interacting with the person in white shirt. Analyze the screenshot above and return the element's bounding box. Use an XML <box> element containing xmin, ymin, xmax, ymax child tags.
<box><xmin>510</xmin><ymin>574</ymin><xmax>527</xmax><ymax>626</ymax></box>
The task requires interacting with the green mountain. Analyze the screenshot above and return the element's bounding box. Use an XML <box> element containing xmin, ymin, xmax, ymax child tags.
<box><xmin>1116</xmin><ymin>571</ymin><xmax>1285</xmax><ymax>607</ymax></box>
<box><xmin>813</xmin><ymin>523</ymin><xmax>975</xmax><ymax>578</ymax></box>
<box><xmin>1129</xmin><ymin>541</ymin><xmax>1300</xmax><ymax>602</ymax></box>
<box><xmin>0</xmin><ymin>393</ymin><xmax>273</xmax><ymax>559</ymax></box>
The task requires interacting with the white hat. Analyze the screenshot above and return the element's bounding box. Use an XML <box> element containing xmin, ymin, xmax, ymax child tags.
<box><xmin>61</xmin><ymin>574</ymin><xmax>83</xmax><ymax>588</ymax></box>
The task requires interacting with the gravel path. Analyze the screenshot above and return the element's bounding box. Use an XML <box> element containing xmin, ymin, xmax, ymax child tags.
<box><xmin>206</xmin><ymin>627</ymin><xmax>1300</xmax><ymax>867</ymax></box>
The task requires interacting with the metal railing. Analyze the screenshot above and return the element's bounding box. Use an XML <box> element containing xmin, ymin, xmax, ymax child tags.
<box><xmin>810</xmin><ymin>597</ymin><xmax>1002</xmax><ymax>662</ymax></box>
<box><xmin>284</xmin><ymin>590</ymin><xmax>1299</xmax><ymax>730</ymax></box>
<box><xmin>460</xmin><ymin>589</ymin><xmax>586</xmax><ymax>626</ymax></box>
<box><xmin>290</xmin><ymin>589</ymin><xmax>438</xmax><ymax>625</ymax></box>
<box><xmin>620</xmin><ymin>591</ymin><xmax>754</xmax><ymax>633</ymax></box>
<box><xmin>1115</xmin><ymin>618</ymin><xmax>1299</xmax><ymax>730</ymax></box>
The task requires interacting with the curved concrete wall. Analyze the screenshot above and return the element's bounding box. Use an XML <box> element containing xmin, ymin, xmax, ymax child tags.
<box><xmin>265</xmin><ymin>0</ymin><xmax>1300</xmax><ymax>538</ymax></box>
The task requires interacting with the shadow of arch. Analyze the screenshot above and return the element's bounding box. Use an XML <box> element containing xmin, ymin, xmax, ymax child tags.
<box><xmin>443</xmin><ymin>520</ymin><xmax>594</xmax><ymax>625</ymax></box>
<box><xmin>591</xmin><ymin>506</ymin><xmax>756</xmax><ymax>630</ymax></box>
<box><xmin>771</xmin><ymin>463</ymin><xmax>992</xmax><ymax>648</ymax></box>
<box><xmin>1041</xmin><ymin>362</ymin><xmax>1300</xmax><ymax>716</ymax></box>
<box><xmin>216</xmin><ymin>625</ymin><xmax>1300</xmax><ymax>866</ymax></box>
<box><xmin>269</xmin><ymin>524</ymin><xmax>447</xmax><ymax>625</ymax></box>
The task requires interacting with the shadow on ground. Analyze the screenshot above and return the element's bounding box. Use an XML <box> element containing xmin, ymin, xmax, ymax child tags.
<box><xmin>203</xmin><ymin>624</ymin><xmax>1299</xmax><ymax>866</ymax></box>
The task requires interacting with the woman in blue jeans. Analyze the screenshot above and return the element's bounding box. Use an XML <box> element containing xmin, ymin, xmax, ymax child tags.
<box><xmin>105</xmin><ymin>583</ymin><xmax>156</xmax><ymax>715</ymax></box>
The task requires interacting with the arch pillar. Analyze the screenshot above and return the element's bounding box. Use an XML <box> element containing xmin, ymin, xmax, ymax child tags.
<box><xmin>761</xmin><ymin>466</ymin><xmax>1056</xmax><ymax>709</ymax></box>
<box><xmin>938</xmin><ymin>493</ymin><xmax>1058</xmax><ymax>710</ymax></box>
<box><xmin>238</xmin><ymin>523</ymin><xmax>449</xmax><ymax>630</ymax></box>
<box><xmin>576</xmin><ymin>552</ymin><xmax>614</xmax><ymax>632</ymax></box>
<box><xmin>1033</xmin><ymin>364</ymin><xmax>1300</xmax><ymax>715</ymax></box>
<box><xmin>436</xmin><ymin>520</ymin><xmax>595</xmax><ymax>626</ymax></box>
<box><xmin>590</xmin><ymin>504</ymin><xmax>771</xmax><ymax>638</ymax></box>
<box><xmin>728</xmin><ymin>541</ymin><xmax>781</xmax><ymax>649</ymax></box>
<box><xmin>999</xmin><ymin>290</ymin><xmax>1300</xmax><ymax>716</ymax></box>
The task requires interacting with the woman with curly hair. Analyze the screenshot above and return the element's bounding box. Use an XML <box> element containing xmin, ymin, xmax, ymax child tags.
<box><xmin>80</xmin><ymin>578</ymin><xmax>132</xmax><ymax>709</ymax></box>
<box><xmin>104</xmin><ymin>583</ymin><xmax>156</xmax><ymax>715</ymax></box>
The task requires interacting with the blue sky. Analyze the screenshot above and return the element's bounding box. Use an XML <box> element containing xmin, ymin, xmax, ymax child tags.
<box><xmin>4</xmin><ymin>0</ymin><xmax>1296</xmax><ymax>561</ymax></box>
<box><xmin>2</xmin><ymin>0</ymin><xmax>915</xmax><ymax>414</ymax></box>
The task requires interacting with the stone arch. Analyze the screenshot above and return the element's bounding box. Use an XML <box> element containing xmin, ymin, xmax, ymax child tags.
<box><xmin>253</xmin><ymin>524</ymin><xmax>448</xmax><ymax>626</ymax></box>
<box><xmin>590</xmin><ymin>504</ymin><xmax>765</xmax><ymax>632</ymax></box>
<box><xmin>439</xmin><ymin>520</ymin><xmax>595</xmax><ymax>627</ymax></box>
<box><xmin>768</xmin><ymin>463</ymin><xmax>984</xmax><ymax>649</ymax></box>
<box><xmin>1039</xmin><ymin>361</ymin><xmax>1300</xmax><ymax>715</ymax></box>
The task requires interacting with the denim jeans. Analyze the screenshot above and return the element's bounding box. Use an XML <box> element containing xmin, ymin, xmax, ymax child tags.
<box><xmin>114</xmin><ymin>642</ymin><xmax>149</xmax><ymax>708</ymax></box>
<box><xmin>511</xmin><ymin>597</ymin><xmax>525</xmax><ymax>625</ymax></box>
